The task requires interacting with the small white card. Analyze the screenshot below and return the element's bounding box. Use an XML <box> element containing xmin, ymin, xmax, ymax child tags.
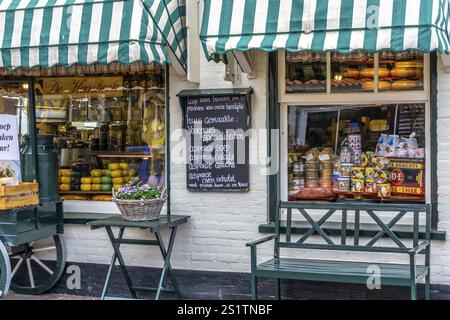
<box><xmin>0</xmin><ymin>115</ymin><xmax>21</xmax><ymax>184</ymax></box>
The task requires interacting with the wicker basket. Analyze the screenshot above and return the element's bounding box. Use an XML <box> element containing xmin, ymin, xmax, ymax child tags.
<box><xmin>113</xmin><ymin>189</ymin><xmax>167</xmax><ymax>221</ymax></box>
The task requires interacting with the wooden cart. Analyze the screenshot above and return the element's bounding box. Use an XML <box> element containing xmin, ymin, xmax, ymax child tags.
<box><xmin>0</xmin><ymin>184</ymin><xmax>66</xmax><ymax>297</ymax></box>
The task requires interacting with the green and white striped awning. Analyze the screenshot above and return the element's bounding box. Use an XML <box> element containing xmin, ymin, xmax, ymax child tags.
<box><xmin>201</xmin><ymin>0</ymin><xmax>450</xmax><ymax>60</ymax></box>
<box><xmin>0</xmin><ymin>0</ymin><xmax>186</xmax><ymax>71</ymax></box>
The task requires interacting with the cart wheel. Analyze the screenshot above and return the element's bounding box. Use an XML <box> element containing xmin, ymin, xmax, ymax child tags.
<box><xmin>8</xmin><ymin>235</ymin><xmax>66</xmax><ymax>295</ymax></box>
<box><xmin>0</xmin><ymin>241</ymin><xmax>12</xmax><ymax>299</ymax></box>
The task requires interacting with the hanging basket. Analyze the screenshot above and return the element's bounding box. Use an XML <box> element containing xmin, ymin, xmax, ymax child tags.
<box><xmin>113</xmin><ymin>188</ymin><xmax>166</xmax><ymax>221</ymax></box>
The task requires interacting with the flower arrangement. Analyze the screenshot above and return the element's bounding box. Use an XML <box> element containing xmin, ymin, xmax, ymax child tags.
<box><xmin>114</xmin><ymin>183</ymin><xmax>163</xmax><ymax>201</ymax></box>
<box><xmin>113</xmin><ymin>181</ymin><xmax>166</xmax><ymax>221</ymax></box>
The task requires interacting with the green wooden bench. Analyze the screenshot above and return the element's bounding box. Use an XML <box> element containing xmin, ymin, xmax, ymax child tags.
<box><xmin>247</xmin><ymin>202</ymin><xmax>431</xmax><ymax>300</ymax></box>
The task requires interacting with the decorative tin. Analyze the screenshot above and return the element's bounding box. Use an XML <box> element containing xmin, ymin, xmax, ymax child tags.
<box><xmin>374</xmin><ymin>170</ymin><xmax>389</xmax><ymax>184</ymax></box>
<box><xmin>365</xmin><ymin>167</ymin><xmax>375</xmax><ymax>182</ymax></box>
<box><xmin>340</xmin><ymin>163</ymin><xmax>353</xmax><ymax>178</ymax></box>
<box><xmin>351</xmin><ymin>180</ymin><xmax>365</xmax><ymax>193</ymax></box>
<box><xmin>351</xmin><ymin>167</ymin><xmax>365</xmax><ymax>180</ymax></box>
<box><xmin>389</xmin><ymin>158</ymin><xmax>425</xmax><ymax>196</ymax></box>
<box><xmin>337</xmin><ymin>178</ymin><xmax>351</xmax><ymax>192</ymax></box>
<box><xmin>365</xmin><ymin>182</ymin><xmax>377</xmax><ymax>193</ymax></box>
<box><xmin>377</xmin><ymin>184</ymin><xmax>391</xmax><ymax>198</ymax></box>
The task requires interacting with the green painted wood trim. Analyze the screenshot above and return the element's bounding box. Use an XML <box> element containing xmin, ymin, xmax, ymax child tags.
<box><xmin>258</xmin><ymin>221</ymin><xmax>446</xmax><ymax>241</ymax></box>
<box><xmin>28</xmin><ymin>77</ymin><xmax>39</xmax><ymax>183</ymax></box>
<box><xmin>430</xmin><ymin>52</ymin><xmax>439</xmax><ymax>228</ymax></box>
<box><xmin>267</xmin><ymin>52</ymin><xmax>279</xmax><ymax>223</ymax></box>
<box><xmin>64</xmin><ymin>213</ymin><xmax>117</xmax><ymax>225</ymax></box>
<box><xmin>281</xmin><ymin>201</ymin><xmax>430</xmax><ymax>211</ymax></box>
<box><xmin>112</xmin><ymin>239</ymin><xmax>159</xmax><ymax>246</ymax></box>
<box><xmin>165</xmin><ymin>65</ymin><xmax>171</xmax><ymax>216</ymax></box>
<box><xmin>177</xmin><ymin>88</ymin><xmax>254</xmax><ymax>97</ymax></box>
<box><xmin>253</xmin><ymin>269</ymin><xmax>418</xmax><ymax>287</ymax></box>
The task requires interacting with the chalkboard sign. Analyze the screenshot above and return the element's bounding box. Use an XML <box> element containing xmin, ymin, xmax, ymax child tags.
<box><xmin>178</xmin><ymin>89</ymin><xmax>252</xmax><ymax>192</ymax></box>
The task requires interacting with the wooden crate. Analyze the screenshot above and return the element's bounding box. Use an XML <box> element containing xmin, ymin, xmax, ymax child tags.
<box><xmin>0</xmin><ymin>182</ymin><xmax>39</xmax><ymax>211</ymax></box>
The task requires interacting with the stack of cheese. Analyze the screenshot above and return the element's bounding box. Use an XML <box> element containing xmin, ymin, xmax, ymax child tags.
<box><xmin>108</xmin><ymin>163</ymin><xmax>137</xmax><ymax>190</ymax></box>
<box><xmin>59</xmin><ymin>169</ymin><xmax>72</xmax><ymax>191</ymax></box>
<box><xmin>88</xmin><ymin>163</ymin><xmax>137</xmax><ymax>192</ymax></box>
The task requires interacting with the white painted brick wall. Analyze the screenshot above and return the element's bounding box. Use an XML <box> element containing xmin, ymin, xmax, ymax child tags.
<box><xmin>62</xmin><ymin>53</ymin><xmax>450</xmax><ymax>286</ymax></box>
<box><xmin>429</xmin><ymin>56</ymin><xmax>450</xmax><ymax>284</ymax></box>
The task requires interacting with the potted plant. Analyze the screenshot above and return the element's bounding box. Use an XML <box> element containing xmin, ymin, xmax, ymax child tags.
<box><xmin>113</xmin><ymin>183</ymin><xmax>166</xmax><ymax>221</ymax></box>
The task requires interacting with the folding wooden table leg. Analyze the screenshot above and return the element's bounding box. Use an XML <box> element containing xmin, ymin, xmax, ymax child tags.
<box><xmin>155</xmin><ymin>227</ymin><xmax>180</xmax><ymax>300</ymax></box>
<box><xmin>105</xmin><ymin>227</ymin><xmax>137</xmax><ymax>299</ymax></box>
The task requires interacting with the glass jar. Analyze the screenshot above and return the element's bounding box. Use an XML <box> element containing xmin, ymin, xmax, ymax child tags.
<box><xmin>109</xmin><ymin>122</ymin><xmax>127</xmax><ymax>151</ymax></box>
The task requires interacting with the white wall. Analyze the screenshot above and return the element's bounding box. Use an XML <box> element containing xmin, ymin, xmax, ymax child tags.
<box><xmin>62</xmin><ymin>53</ymin><xmax>450</xmax><ymax>287</ymax></box>
<box><xmin>430</xmin><ymin>56</ymin><xmax>450</xmax><ymax>284</ymax></box>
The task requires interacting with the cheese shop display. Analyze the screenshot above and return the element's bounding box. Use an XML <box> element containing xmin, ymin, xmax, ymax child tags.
<box><xmin>287</xmin><ymin>103</ymin><xmax>426</xmax><ymax>203</ymax></box>
<box><xmin>334</xmin><ymin>52</ymin><xmax>423</xmax><ymax>93</ymax></box>
<box><xmin>24</xmin><ymin>66</ymin><xmax>167</xmax><ymax>202</ymax></box>
<box><xmin>285</xmin><ymin>52</ymin><xmax>327</xmax><ymax>93</ymax></box>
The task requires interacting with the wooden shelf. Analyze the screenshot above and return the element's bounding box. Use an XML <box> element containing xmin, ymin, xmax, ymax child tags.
<box><xmin>59</xmin><ymin>191</ymin><xmax>112</xmax><ymax>195</ymax></box>
<box><xmin>96</xmin><ymin>154</ymin><xmax>152</xmax><ymax>159</ymax></box>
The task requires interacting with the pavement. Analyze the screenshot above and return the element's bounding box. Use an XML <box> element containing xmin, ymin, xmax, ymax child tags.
<box><xmin>4</xmin><ymin>292</ymin><xmax>98</xmax><ymax>300</ymax></box>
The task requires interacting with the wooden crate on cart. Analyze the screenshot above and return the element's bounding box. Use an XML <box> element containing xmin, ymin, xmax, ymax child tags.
<box><xmin>0</xmin><ymin>182</ymin><xmax>39</xmax><ymax>211</ymax></box>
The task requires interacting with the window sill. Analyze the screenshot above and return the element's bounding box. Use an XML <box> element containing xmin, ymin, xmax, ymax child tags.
<box><xmin>258</xmin><ymin>221</ymin><xmax>446</xmax><ymax>241</ymax></box>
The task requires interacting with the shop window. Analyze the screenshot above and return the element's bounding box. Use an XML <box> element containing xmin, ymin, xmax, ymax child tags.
<box><xmin>287</xmin><ymin>104</ymin><xmax>426</xmax><ymax>203</ymax></box>
<box><xmin>0</xmin><ymin>65</ymin><xmax>167</xmax><ymax>202</ymax></box>
<box><xmin>378</xmin><ymin>51</ymin><xmax>424</xmax><ymax>92</ymax></box>
<box><xmin>0</xmin><ymin>81</ymin><xmax>28</xmax><ymax>136</ymax></box>
<box><xmin>285</xmin><ymin>52</ymin><xmax>327</xmax><ymax>94</ymax></box>
<box><xmin>0</xmin><ymin>81</ymin><xmax>29</xmax><ymax>185</ymax></box>
<box><xmin>331</xmin><ymin>51</ymin><xmax>375</xmax><ymax>93</ymax></box>
<box><xmin>285</xmin><ymin>51</ymin><xmax>425</xmax><ymax>94</ymax></box>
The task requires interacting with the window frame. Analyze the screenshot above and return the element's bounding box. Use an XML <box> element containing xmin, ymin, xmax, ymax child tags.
<box><xmin>279</xmin><ymin>51</ymin><xmax>431</xmax><ymax>104</ymax></box>
<box><xmin>1</xmin><ymin>67</ymin><xmax>171</xmax><ymax>214</ymax></box>
<box><xmin>266</xmin><ymin>51</ymin><xmax>440</xmax><ymax>232</ymax></box>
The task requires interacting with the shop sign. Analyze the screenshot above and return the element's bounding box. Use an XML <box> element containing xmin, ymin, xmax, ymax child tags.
<box><xmin>41</xmin><ymin>77</ymin><xmax>123</xmax><ymax>98</ymax></box>
<box><xmin>0</xmin><ymin>115</ymin><xmax>21</xmax><ymax>184</ymax></box>
<box><xmin>389</xmin><ymin>158</ymin><xmax>424</xmax><ymax>196</ymax></box>
<box><xmin>179</xmin><ymin>90</ymin><xmax>251</xmax><ymax>192</ymax></box>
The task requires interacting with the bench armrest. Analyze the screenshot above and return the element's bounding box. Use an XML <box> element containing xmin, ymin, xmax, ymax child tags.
<box><xmin>246</xmin><ymin>235</ymin><xmax>277</xmax><ymax>247</ymax></box>
<box><xmin>409</xmin><ymin>240</ymin><xmax>430</xmax><ymax>255</ymax></box>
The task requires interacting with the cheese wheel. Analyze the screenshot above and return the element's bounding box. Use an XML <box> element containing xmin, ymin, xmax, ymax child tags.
<box><xmin>59</xmin><ymin>169</ymin><xmax>72</xmax><ymax>177</ymax></box>
<box><xmin>111</xmin><ymin>170</ymin><xmax>122</xmax><ymax>178</ymax></box>
<box><xmin>342</xmin><ymin>68</ymin><xmax>360</xmax><ymax>78</ymax></box>
<box><xmin>81</xmin><ymin>177</ymin><xmax>92</xmax><ymax>184</ymax></box>
<box><xmin>119</xmin><ymin>163</ymin><xmax>129</xmax><ymax>170</ymax></box>
<box><xmin>59</xmin><ymin>184</ymin><xmax>71</xmax><ymax>191</ymax></box>
<box><xmin>91</xmin><ymin>169</ymin><xmax>102</xmax><ymax>177</ymax></box>
<box><xmin>395</xmin><ymin>61</ymin><xmax>424</xmax><ymax>69</ymax></box>
<box><xmin>361</xmin><ymin>81</ymin><xmax>392</xmax><ymax>91</ymax></box>
<box><xmin>60</xmin><ymin>176</ymin><xmax>71</xmax><ymax>184</ymax></box>
<box><xmin>92</xmin><ymin>177</ymin><xmax>102</xmax><ymax>184</ymax></box>
<box><xmin>61</xmin><ymin>195</ymin><xmax>91</xmax><ymax>201</ymax></box>
<box><xmin>392</xmin><ymin>80</ymin><xmax>419</xmax><ymax>91</ymax></box>
<box><xmin>378</xmin><ymin>81</ymin><xmax>392</xmax><ymax>91</ymax></box>
<box><xmin>108</xmin><ymin>163</ymin><xmax>120</xmax><ymax>171</ymax></box>
<box><xmin>92</xmin><ymin>195</ymin><xmax>112</xmax><ymax>201</ymax></box>
<box><xmin>391</xmin><ymin>67</ymin><xmax>420</xmax><ymax>78</ymax></box>
<box><xmin>360</xmin><ymin>68</ymin><xmax>390</xmax><ymax>79</ymax></box>
<box><xmin>80</xmin><ymin>184</ymin><xmax>92</xmax><ymax>191</ymax></box>
<box><xmin>112</xmin><ymin>177</ymin><xmax>124</xmax><ymax>184</ymax></box>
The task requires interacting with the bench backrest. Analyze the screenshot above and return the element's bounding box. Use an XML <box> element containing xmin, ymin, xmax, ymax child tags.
<box><xmin>275</xmin><ymin>201</ymin><xmax>431</xmax><ymax>255</ymax></box>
